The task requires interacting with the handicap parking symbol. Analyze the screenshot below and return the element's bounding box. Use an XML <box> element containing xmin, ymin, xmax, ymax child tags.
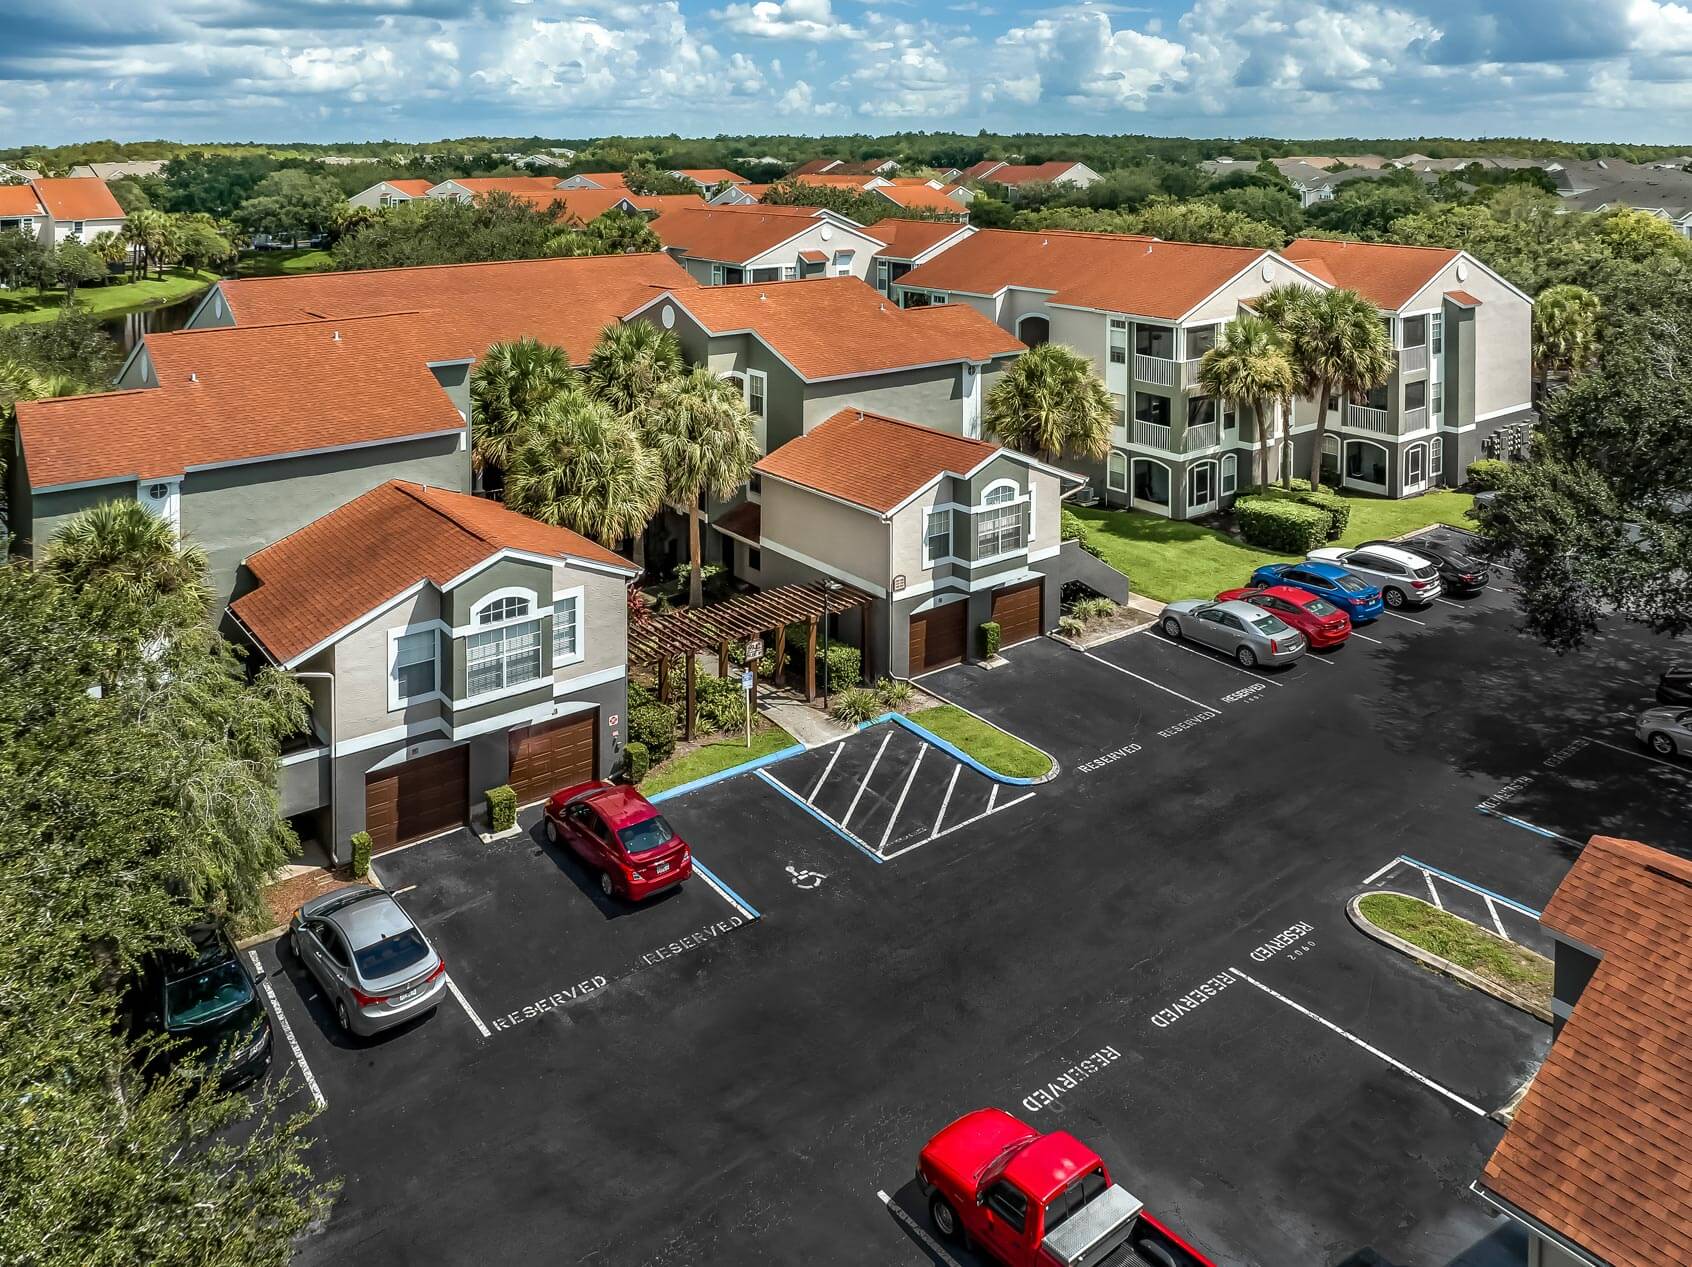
<box><xmin>785</xmin><ymin>864</ymin><xmax>827</xmax><ymax>890</ymax></box>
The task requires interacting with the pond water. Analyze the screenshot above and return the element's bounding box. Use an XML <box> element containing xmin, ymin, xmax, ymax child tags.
<box><xmin>98</xmin><ymin>291</ymin><xmax>208</xmax><ymax>352</ymax></box>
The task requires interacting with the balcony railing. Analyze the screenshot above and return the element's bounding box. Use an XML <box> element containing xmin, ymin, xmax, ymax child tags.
<box><xmin>1135</xmin><ymin>355</ymin><xmax>1176</xmax><ymax>387</ymax></box>
<box><xmin>1347</xmin><ymin>404</ymin><xmax>1391</xmax><ymax>432</ymax></box>
<box><xmin>1402</xmin><ymin>406</ymin><xmax>1428</xmax><ymax>431</ymax></box>
<box><xmin>1133</xmin><ymin>418</ymin><xmax>1172</xmax><ymax>449</ymax></box>
<box><xmin>1182</xmin><ymin>421</ymin><xmax>1220</xmax><ymax>452</ymax></box>
<box><xmin>1399</xmin><ymin>344</ymin><xmax>1429</xmax><ymax>375</ymax></box>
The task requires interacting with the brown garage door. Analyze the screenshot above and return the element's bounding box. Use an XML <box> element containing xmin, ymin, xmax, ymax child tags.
<box><xmin>991</xmin><ymin>579</ymin><xmax>1044</xmax><ymax>648</ymax></box>
<box><xmin>508</xmin><ymin>710</ymin><xmax>598</xmax><ymax>805</ymax></box>
<box><xmin>909</xmin><ymin>600</ymin><xmax>968</xmax><ymax>674</ymax></box>
<box><xmin>364</xmin><ymin>745</ymin><xmax>468</xmax><ymax>854</ymax></box>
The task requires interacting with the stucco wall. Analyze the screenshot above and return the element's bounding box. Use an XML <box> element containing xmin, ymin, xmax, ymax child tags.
<box><xmin>800</xmin><ymin>363</ymin><xmax>967</xmax><ymax>435</ymax></box>
<box><xmin>759</xmin><ymin>477</ymin><xmax>888</xmax><ymax>592</ymax></box>
<box><xmin>1407</xmin><ymin>259</ymin><xmax>1531</xmax><ymax>422</ymax></box>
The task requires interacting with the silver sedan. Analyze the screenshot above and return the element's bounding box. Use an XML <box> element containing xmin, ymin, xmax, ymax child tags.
<box><xmin>289</xmin><ymin>886</ymin><xmax>447</xmax><ymax>1036</ymax></box>
<box><xmin>1159</xmin><ymin>598</ymin><xmax>1307</xmax><ymax>668</ymax></box>
<box><xmin>1637</xmin><ymin>706</ymin><xmax>1692</xmax><ymax>759</ymax></box>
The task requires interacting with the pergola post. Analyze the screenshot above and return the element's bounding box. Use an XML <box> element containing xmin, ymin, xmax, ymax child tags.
<box><xmin>773</xmin><ymin>625</ymin><xmax>787</xmax><ymax>689</ymax></box>
<box><xmin>657</xmin><ymin>655</ymin><xmax>670</xmax><ymax>703</ymax></box>
<box><xmin>718</xmin><ymin>639</ymin><xmax>730</xmax><ymax>679</ymax></box>
<box><xmin>685</xmin><ymin>652</ymin><xmax>697</xmax><ymax>742</ymax></box>
<box><xmin>805</xmin><ymin>618</ymin><xmax>818</xmax><ymax>701</ymax></box>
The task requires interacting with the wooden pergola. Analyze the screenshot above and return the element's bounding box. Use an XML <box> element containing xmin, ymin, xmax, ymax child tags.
<box><xmin>630</xmin><ymin>581</ymin><xmax>876</xmax><ymax>740</ymax></box>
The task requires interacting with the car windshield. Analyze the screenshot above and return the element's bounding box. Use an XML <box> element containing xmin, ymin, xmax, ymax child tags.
<box><xmin>164</xmin><ymin>960</ymin><xmax>252</xmax><ymax>1029</ymax></box>
<box><xmin>1304</xmin><ymin>596</ymin><xmax>1339</xmax><ymax>617</ymax></box>
<box><xmin>1333</xmin><ymin>574</ymin><xmax>1368</xmax><ymax>593</ymax></box>
<box><xmin>353</xmin><ymin>927</ymin><xmax>430</xmax><ymax>980</ymax></box>
<box><xmin>618</xmin><ymin>814</ymin><xmax>677</xmax><ymax>855</ymax></box>
<box><xmin>1246</xmin><ymin>612</ymin><xmax>1289</xmax><ymax>634</ymax></box>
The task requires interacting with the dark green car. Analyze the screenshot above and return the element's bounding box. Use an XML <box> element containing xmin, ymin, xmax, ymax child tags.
<box><xmin>133</xmin><ymin>924</ymin><xmax>272</xmax><ymax>1088</ymax></box>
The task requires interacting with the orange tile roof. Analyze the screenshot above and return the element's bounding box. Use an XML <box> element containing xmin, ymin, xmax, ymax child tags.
<box><xmin>797</xmin><ymin>250</ymin><xmax>828</xmax><ymax>264</ymax></box>
<box><xmin>1480</xmin><ymin>836</ymin><xmax>1692</xmax><ymax>1267</ymax></box>
<box><xmin>384</xmin><ymin>179</ymin><xmax>433</xmax><ymax>197</ymax></box>
<box><xmin>570</xmin><ymin>172</ymin><xmax>629</xmax><ymax>190</ymax></box>
<box><xmin>1284</xmin><ymin>238</ymin><xmax>1460</xmax><ymax>310</ymax></box>
<box><xmin>873</xmin><ymin>184</ymin><xmax>969</xmax><ymax>212</ymax></box>
<box><xmin>673</xmin><ymin>169</ymin><xmax>746</xmax><ymax>185</ymax></box>
<box><xmin>434</xmin><ymin>176</ymin><xmax>566</xmax><ymax>196</ymax></box>
<box><xmin>871</xmin><ymin>218</ymin><xmax>967</xmax><ymax>259</ymax></box>
<box><xmin>756</xmin><ymin>407</ymin><xmax>1000</xmax><ymax>512</ymax></box>
<box><xmin>974</xmin><ymin>161</ymin><xmax>1086</xmax><ymax>186</ymax></box>
<box><xmin>232</xmin><ymin>480</ymin><xmax>633</xmax><ymax>664</ymax></box>
<box><xmin>215</xmin><ymin>252</ymin><xmax>696</xmax><ymax>364</ymax></box>
<box><xmin>16</xmin><ymin>313</ymin><xmax>464</xmax><ymax>490</ymax></box>
<box><xmin>29</xmin><ymin>177</ymin><xmax>125</xmax><ymax>221</ymax></box>
<box><xmin>1445</xmin><ymin>289</ymin><xmax>1482</xmax><ymax>307</ymax></box>
<box><xmin>649</xmin><ymin>206</ymin><xmax>862</xmax><ymax>263</ymax></box>
<box><xmin>793</xmin><ymin>173</ymin><xmax>881</xmax><ymax>190</ymax></box>
<box><xmin>0</xmin><ymin>185</ymin><xmax>44</xmax><ymax>217</ymax></box>
<box><xmin>898</xmin><ymin>228</ymin><xmax>1271</xmax><ymax>320</ymax></box>
<box><xmin>638</xmin><ymin>276</ymin><xmax>1024</xmax><ymax>380</ymax></box>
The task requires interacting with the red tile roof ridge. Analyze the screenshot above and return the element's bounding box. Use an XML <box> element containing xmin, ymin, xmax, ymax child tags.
<box><xmin>1287</xmin><ymin>236</ymin><xmax>1462</xmax><ymax>257</ymax></box>
<box><xmin>218</xmin><ymin>250</ymin><xmax>677</xmax><ymax>288</ymax></box>
<box><xmin>829</xmin><ymin>406</ymin><xmax>998</xmax><ymax>454</ymax></box>
<box><xmin>150</xmin><ymin>308</ymin><xmax>431</xmax><ymax>337</ymax></box>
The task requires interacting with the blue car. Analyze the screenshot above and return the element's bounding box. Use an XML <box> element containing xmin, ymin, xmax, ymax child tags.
<box><xmin>1249</xmin><ymin>560</ymin><xmax>1384</xmax><ymax>623</ymax></box>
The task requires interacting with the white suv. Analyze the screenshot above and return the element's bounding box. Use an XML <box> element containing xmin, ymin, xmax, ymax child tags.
<box><xmin>1308</xmin><ymin>545</ymin><xmax>1443</xmax><ymax>609</ymax></box>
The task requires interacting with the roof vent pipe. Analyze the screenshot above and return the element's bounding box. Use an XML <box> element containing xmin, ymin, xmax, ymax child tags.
<box><xmin>188</xmin><ymin>372</ymin><xmax>198</xmax><ymax>383</ymax></box>
<box><xmin>332</xmin><ymin>330</ymin><xmax>341</xmax><ymax>341</ymax></box>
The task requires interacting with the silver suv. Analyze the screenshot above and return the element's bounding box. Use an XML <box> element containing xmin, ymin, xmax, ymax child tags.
<box><xmin>1308</xmin><ymin>545</ymin><xmax>1442</xmax><ymax>609</ymax></box>
<box><xmin>289</xmin><ymin>886</ymin><xmax>447</xmax><ymax>1036</ymax></box>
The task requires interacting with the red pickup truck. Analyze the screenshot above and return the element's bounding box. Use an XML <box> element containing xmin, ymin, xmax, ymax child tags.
<box><xmin>917</xmin><ymin>1108</ymin><xmax>1216</xmax><ymax>1267</ymax></box>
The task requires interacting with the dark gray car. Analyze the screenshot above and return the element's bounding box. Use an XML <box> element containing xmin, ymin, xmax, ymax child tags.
<box><xmin>289</xmin><ymin>886</ymin><xmax>446</xmax><ymax>1036</ymax></box>
<box><xmin>1159</xmin><ymin>598</ymin><xmax>1306</xmax><ymax>667</ymax></box>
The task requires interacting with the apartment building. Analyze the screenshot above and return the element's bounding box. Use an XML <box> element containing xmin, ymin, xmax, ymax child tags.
<box><xmin>647</xmin><ymin>206</ymin><xmax>885</xmax><ymax>286</ymax></box>
<box><xmin>0</xmin><ymin>177</ymin><xmax>126</xmax><ymax>245</ymax></box>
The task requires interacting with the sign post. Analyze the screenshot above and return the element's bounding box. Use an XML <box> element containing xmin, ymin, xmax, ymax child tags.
<box><xmin>741</xmin><ymin>668</ymin><xmax>754</xmax><ymax>747</ymax></box>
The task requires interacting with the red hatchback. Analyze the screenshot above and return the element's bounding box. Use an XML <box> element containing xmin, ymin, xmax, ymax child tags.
<box><xmin>543</xmin><ymin>781</ymin><xmax>692</xmax><ymax>901</ymax></box>
<box><xmin>1217</xmin><ymin>584</ymin><xmax>1352</xmax><ymax>649</ymax></box>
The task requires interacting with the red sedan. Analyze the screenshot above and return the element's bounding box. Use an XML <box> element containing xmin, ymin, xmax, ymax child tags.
<box><xmin>1217</xmin><ymin>584</ymin><xmax>1352</xmax><ymax>648</ymax></box>
<box><xmin>543</xmin><ymin>781</ymin><xmax>692</xmax><ymax>901</ymax></box>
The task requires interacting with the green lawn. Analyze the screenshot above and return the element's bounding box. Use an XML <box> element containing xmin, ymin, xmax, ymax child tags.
<box><xmin>1359</xmin><ymin>891</ymin><xmax>1552</xmax><ymax>1011</ymax></box>
<box><xmin>0</xmin><ymin>266</ymin><xmax>221</xmax><ymax>327</ymax></box>
<box><xmin>1073</xmin><ymin>489</ymin><xmax>1477</xmax><ymax>602</ymax></box>
<box><xmin>639</xmin><ymin>721</ymin><xmax>796</xmax><ymax>796</ymax></box>
<box><xmin>910</xmin><ymin>704</ymin><xmax>1053</xmax><ymax>780</ymax></box>
<box><xmin>232</xmin><ymin>249</ymin><xmax>334</xmax><ymax>278</ymax></box>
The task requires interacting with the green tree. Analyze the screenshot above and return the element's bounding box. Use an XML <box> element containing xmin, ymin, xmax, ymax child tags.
<box><xmin>0</xmin><ymin>226</ymin><xmax>54</xmax><ymax>291</ymax></box>
<box><xmin>333</xmin><ymin>192</ymin><xmax>563</xmax><ymax>269</ymax></box>
<box><xmin>45</xmin><ymin>499</ymin><xmax>213</xmax><ymax>638</ymax></box>
<box><xmin>159</xmin><ymin>151</ymin><xmax>279</xmax><ymax>217</ymax></box>
<box><xmin>123</xmin><ymin>207</ymin><xmax>174</xmax><ymax>279</ymax></box>
<box><xmin>1532</xmin><ymin>284</ymin><xmax>1600</xmax><ymax>384</ymax></box>
<box><xmin>504</xmin><ymin>391</ymin><xmax>664</xmax><ymax>546</ymax></box>
<box><xmin>235</xmin><ymin>170</ymin><xmax>346</xmax><ymax>245</ymax></box>
<box><xmin>1265</xmin><ymin>285</ymin><xmax>1394</xmax><ymax>488</ymax></box>
<box><xmin>0</xmin><ymin>304</ymin><xmax>123</xmax><ymax>381</ymax></box>
<box><xmin>584</xmin><ymin>320</ymin><xmax>683</xmax><ymax>416</ymax></box>
<box><xmin>1205</xmin><ymin>185</ymin><xmax>1306</xmax><ymax>235</ymax></box>
<box><xmin>569</xmin><ymin>210</ymin><xmax>664</xmax><ymax>255</ymax></box>
<box><xmin>106</xmin><ymin>176</ymin><xmax>152</xmax><ymax>213</ymax></box>
<box><xmin>983</xmin><ymin>342</ymin><xmax>1112</xmax><ymax>465</ymax></box>
<box><xmin>642</xmin><ymin>368</ymin><xmax>760</xmax><ymax>606</ymax></box>
<box><xmin>171</xmin><ymin>213</ymin><xmax>237</xmax><ymax>272</ymax></box>
<box><xmin>468</xmin><ymin>338</ymin><xmax>577</xmax><ymax>493</ymax></box>
<box><xmin>1197</xmin><ymin>315</ymin><xmax>1296</xmax><ymax>488</ymax></box>
<box><xmin>1308</xmin><ymin>181</ymin><xmax>1432</xmax><ymax>237</ymax></box>
<box><xmin>623</xmin><ymin>162</ymin><xmax>700</xmax><ymax>196</ymax></box>
<box><xmin>87</xmin><ymin>228</ymin><xmax>128</xmax><ymax>270</ymax></box>
<box><xmin>53</xmin><ymin>240</ymin><xmax>106</xmax><ymax>295</ymax></box>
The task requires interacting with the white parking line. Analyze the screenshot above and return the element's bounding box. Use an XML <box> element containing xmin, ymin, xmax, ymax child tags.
<box><xmin>931</xmin><ymin>765</ymin><xmax>961</xmax><ymax>840</ymax></box>
<box><xmin>446</xmin><ymin>976</ymin><xmax>491</xmax><ymax>1038</ymax></box>
<box><xmin>877</xmin><ymin>1190</ymin><xmax>965</xmax><ymax>1267</ymax></box>
<box><xmin>807</xmin><ymin>742</ymin><xmax>844</xmax><ymax>804</ymax></box>
<box><xmin>1487</xmin><ymin>586</ymin><xmax>1509</xmax><ymax>595</ymax></box>
<box><xmin>249</xmin><ymin>948</ymin><xmax>325</xmax><ymax>1110</ymax></box>
<box><xmin>987</xmin><ymin>782</ymin><xmax>998</xmax><ymax>812</ymax></box>
<box><xmin>880</xmin><ymin>744</ymin><xmax>927</xmax><ymax>852</ymax></box>
<box><xmin>1231</xmin><ymin>966</ymin><xmax>1487</xmax><ymax>1117</ymax></box>
<box><xmin>1435</xmin><ymin>598</ymin><xmax>1465</xmax><ymax>609</ymax></box>
<box><xmin>842</xmin><ymin>730</ymin><xmax>892</xmax><ymax>828</ymax></box>
<box><xmin>1303</xmin><ymin>652</ymin><xmax>1336</xmax><ymax>666</ymax></box>
<box><xmin>1423</xmin><ymin>869</ymin><xmax>1443</xmax><ymax>910</ymax></box>
<box><xmin>1350</xmin><ymin>630</ymin><xmax>1384</xmax><ymax>645</ymax></box>
<box><xmin>1584</xmin><ymin>733</ymin><xmax>1691</xmax><ymax>774</ymax></box>
<box><xmin>1144</xmin><ymin>629</ymin><xmax>1284</xmax><ymax>687</ymax></box>
<box><xmin>1084</xmin><ymin>649</ymin><xmax>1220</xmax><ymax>709</ymax></box>
<box><xmin>1484</xmin><ymin>895</ymin><xmax>1508</xmax><ymax>940</ymax></box>
<box><xmin>1384</xmin><ymin>611</ymin><xmax>1426</xmax><ymax>626</ymax></box>
<box><xmin>890</xmin><ymin>791</ymin><xmax>1037</xmax><ymax>857</ymax></box>
<box><xmin>1363</xmin><ymin>857</ymin><xmax>1400</xmax><ymax>884</ymax></box>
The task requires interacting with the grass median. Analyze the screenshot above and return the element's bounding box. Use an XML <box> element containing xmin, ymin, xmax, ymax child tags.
<box><xmin>1358</xmin><ymin>891</ymin><xmax>1552</xmax><ymax>1012</ymax></box>
<box><xmin>639</xmin><ymin>720</ymin><xmax>796</xmax><ymax>797</ymax></box>
<box><xmin>909</xmin><ymin>704</ymin><xmax>1053</xmax><ymax>780</ymax></box>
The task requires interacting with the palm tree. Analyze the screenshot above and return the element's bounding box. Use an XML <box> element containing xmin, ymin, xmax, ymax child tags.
<box><xmin>584</xmin><ymin>321</ymin><xmax>683</xmax><ymax>417</ymax></box>
<box><xmin>45</xmin><ymin>499</ymin><xmax>211</xmax><ymax>614</ymax></box>
<box><xmin>1265</xmin><ymin>286</ymin><xmax>1393</xmax><ymax>489</ymax></box>
<box><xmin>642</xmin><ymin>367</ymin><xmax>760</xmax><ymax>607</ymax></box>
<box><xmin>469</xmin><ymin>338</ymin><xmax>576</xmax><ymax>495</ymax></box>
<box><xmin>1</xmin><ymin>359</ymin><xmax>86</xmax><ymax>491</ymax></box>
<box><xmin>503</xmin><ymin>391</ymin><xmax>663</xmax><ymax>546</ymax></box>
<box><xmin>1533</xmin><ymin>284</ymin><xmax>1600</xmax><ymax>390</ymax></box>
<box><xmin>982</xmin><ymin>343</ymin><xmax>1112</xmax><ymax>464</ymax></box>
<box><xmin>1198</xmin><ymin>315</ymin><xmax>1296</xmax><ymax>491</ymax></box>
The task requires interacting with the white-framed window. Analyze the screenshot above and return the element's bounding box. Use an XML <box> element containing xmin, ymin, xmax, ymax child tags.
<box><xmin>1432</xmin><ymin>391</ymin><xmax>1444</xmax><ymax>421</ymax></box>
<box><xmin>923</xmin><ymin>508</ymin><xmax>951</xmax><ymax>567</ymax></box>
<box><xmin>831</xmin><ymin>250</ymin><xmax>854</xmax><ymax>277</ymax></box>
<box><xmin>710</xmin><ymin>263</ymin><xmax>726</xmax><ymax>285</ymax></box>
<box><xmin>552</xmin><ymin>587</ymin><xmax>582</xmax><ymax>667</ymax></box>
<box><xmin>478</xmin><ymin>595</ymin><xmax>530</xmax><ymax>625</ymax></box>
<box><xmin>1405</xmin><ymin>442</ymin><xmax>1427</xmax><ymax>488</ymax></box>
<box><xmin>1189</xmin><ymin>461</ymin><xmax>1217</xmax><ymax>508</ymax></box>
<box><xmin>1107</xmin><ymin>451</ymin><xmax>1128</xmax><ymax>492</ymax></box>
<box><xmin>976</xmin><ymin>481</ymin><xmax>1024</xmax><ymax>555</ymax></box>
<box><xmin>928</xmin><ymin>291</ymin><xmax>948</xmax><ymax>305</ymax></box>
<box><xmin>468</xmin><ymin>621</ymin><xmax>542</xmax><ymax>697</ymax></box>
<box><xmin>70</xmin><ymin>220</ymin><xmax>84</xmax><ymax>238</ymax></box>
<box><xmin>1430</xmin><ymin>440</ymin><xmax>1443</xmax><ymax>477</ymax></box>
<box><xmin>782</xmin><ymin>264</ymin><xmax>797</xmax><ymax>280</ymax></box>
<box><xmin>745</xmin><ymin>369</ymin><xmax>767</xmax><ymax>422</ymax></box>
<box><xmin>1430</xmin><ymin>314</ymin><xmax>1444</xmax><ymax>355</ymax></box>
<box><xmin>874</xmin><ymin>260</ymin><xmax>890</xmax><ymax>292</ymax></box>
<box><xmin>1220</xmin><ymin>454</ymin><xmax>1238</xmax><ymax>496</ymax></box>
<box><xmin>1108</xmin><ymin>317</ymin><xmax>1128</xmax><ymax>365</ymax></box>
<box><xmin>390</xmin><ymin>628</ymin><xmax>439</xmax><ymax>710</ymax></box>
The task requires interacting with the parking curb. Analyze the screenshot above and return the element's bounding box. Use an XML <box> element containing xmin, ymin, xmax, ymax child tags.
<box><xmin>647</xmin><ymin>742</ymin><xmax>808</xmax><ymax>803</ymax></box>
<box><xmin>1346</xmin><ymin>893</ymin><xmax>1553</xmax><ymax>1024</ymax></box>
<box><xmin>862</xmin><ymin>709</ymin><xmax>1059</xmax><ymax>786</ymax></box>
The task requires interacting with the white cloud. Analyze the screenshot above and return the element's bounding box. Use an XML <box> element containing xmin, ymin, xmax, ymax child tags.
<box><xmin>776</xmin><ymin>78</ymin><xmax>846</xmax><ymax>114</ymax></box>
<box><xmin>714</xmin><ymin>0</ymin><xmax>860</xmax><ymax>41</ymax></box>
<box><xmin>991</xmin><ymin>8</ymin><xmax>1186</xmax><ymax>109</ymax></box>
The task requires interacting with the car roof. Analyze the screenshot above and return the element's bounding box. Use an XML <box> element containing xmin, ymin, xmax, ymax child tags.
<box><xmin>1353</xmin><ymin>543</ymin><xmax>1429</xmax><ymax>567</ymax></box>
<box><xmin>1215</xmin><ymin>599</ymin><xmax>1274</xmax><ymax>619</ymax></box>
<box><xmin>1251</xmin><ymin>584</ymin><xmax>1315</xmax><ymax>604</ymax></box>
<box><xmin>160</xmin><ymin>923</ymin><xmax>237</xmax><ymax>976</ymax></box>
<box><xmin>1001</xmin><ymin>1131</ymin><xmax>1103</xmax><ymax>1205</ymax></box>
<box><xmin>585</xmin><ymin>783</ymin><xmax>662</xmax><ymax>828</ymax></box>
<box><xmin>1292</xmin><ymin>559</ymin><xmax>1348</xmax><ymax>579</ymax></box>
<box><xmin>330</xmin><ymin>892</ymin><xmax>414</xmax><ymax>948</ymax></box>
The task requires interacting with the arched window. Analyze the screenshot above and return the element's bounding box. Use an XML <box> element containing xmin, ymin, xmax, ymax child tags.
<box><xmin>477</xmin><ymin>595</ymin><xmax>530</xmax><ymax>626</ymax></box>
<box><xmin>977</xmin><ymin>481</ymin><xmax>1024</xmax><ymax>555</ymax></box>
<box><xmin>1344</xmin><ymin>440</ymin><xmax>1389</xmax><ymax>487</ymax></box>
<box><xmin>982</xmin><ymin>480</ymin><xmax>1018</xmax><ymax>506</ymax></box>
<box><xmin>1220</xmin><ymin>453</ymin><xmax>1238</xmax><ymax>496</ymax></box>
<box><xmin>1107</xmin><ymin>451</ymin><xmax>1128</xmax><ymax>493</ymax></box>
<box><xmin>1405</xmin><ymin>442</ymin><xmax>1428</xmax><ymax>489</ymax></box>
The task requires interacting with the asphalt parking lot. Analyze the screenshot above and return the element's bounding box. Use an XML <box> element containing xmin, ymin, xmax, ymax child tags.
<box><xmin>255</xmin><ymin>529</ymin><xmax>1691</xmax><ymax>1267</ymax></box>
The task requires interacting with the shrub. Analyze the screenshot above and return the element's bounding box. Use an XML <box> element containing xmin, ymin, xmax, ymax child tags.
<box><xmin>623</xmin><ymin>741</ymin><xmax>650</xmax><ymax>784</ymax></box>
<box><xmin>627</xmin><ymin>677</ymin><xmax>655</xmax><ymax>709</ymax></box>
<box><xmin>872</xmin><ymin>677</ymin><xmax>914</xmax><ymax>711</ymax></box>
<box><xmin>695</xmin><ymin>674</ymin><xmax>748</xmax><ymax>732</ymax></box>
<box><xmin>980</xmin><ymin>620</ymin><xmax>1002</xmax><ymax>658</ymax></box>
<box><xmin>828</xmin><ymin>686</ymin><xmax>881</xmax><ymax>724</ymax></box>
<box><xmin>1061</xmin><ymin>507</ymin><xmax>1103</xmax><ymax>559</ymax></box>
<box><xmin>1057</xmin><ymin>614</ymin><xmax>1086</xmax><ymax>638</ymax></box>
<box><xmin>1235</xmin><ymin>496</ymin><xmax>1330</xmax><ymax>553</ymax></box>
<box><xmin>485</xmin><ymin>785</ymin><xmax>517</xmax><ymax>833</ymax></box>
<box><xmin>350</xmin><ymin>830</ymin><xmax>372</xmax><ymax>879</ymax></box>
<box><xmin>818</xmin><ymin>643</ymin><xmax>861</xmax><ymax>692</ymax></box>
<box><xmin>1245</xmin><ymin>481</ymin><xmax>1348</xmax><ymax>540</ymax></box>
<box><xmin>629</xmin><ymin>701</ymin><xmax>678</xmax><ymax>760</ymax></box>
<box><xmin>1072</xmin><ymin>596</ymin><xmax>1117</xmax><ymax>624</ymax></box>
<box><xmin>1467</xmin><ymin>458</ymin><xmax>1511</xmax><ymax>491</ymax></box>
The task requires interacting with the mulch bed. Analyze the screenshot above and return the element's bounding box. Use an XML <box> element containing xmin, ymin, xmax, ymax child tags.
<box><xmin>259</xmin><ymin>865</ymin><xmax>360</xmax><ymax>935</ymax></box>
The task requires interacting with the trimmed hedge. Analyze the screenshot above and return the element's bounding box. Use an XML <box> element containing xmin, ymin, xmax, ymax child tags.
<box><xmin>350</xmin><ymin>830</ymin><xmax>372</xmax><ymax>879</ymax></box>
<box><xmin>980</xmin><ymin>620</ymin><xmax>1002</xmax><ymax>658</ymax></box>
<box><xmin>1467</xmin><ymin>458</ymin><xmax>1511</xmax><ymax>491</ymax></box>
<box><xmin>1235</xmin><ymin>496</ymin><xmax>1330</xmax><ymax>553</ymax></box>
<box><xmin>1244</xmin><ymin>480</ymin><xmax>1349</xmax><ymax>540</ymax></box>
<box><xmin>629</xmin><ymin>702</ymin><xmax>678</xmax><ymax>760</ymax></box>
<box><xmin>623</xmin><ymin>741</ymin><xmax>650</xmax><ymax>784</ymax></box>
<box><xmin>1061</xmin><ymin>508</ymin><xmax>1104</xmax><ymax>559</ymax></box>
<box><xmin>818</xmin><ymin>643</ymin><xmax>861</xmax><ymax>692</ymax></box>
<box><xmin>485</xmin><ymin>785</ymin><xmax>517</xmax><ymax>833</ymax></box>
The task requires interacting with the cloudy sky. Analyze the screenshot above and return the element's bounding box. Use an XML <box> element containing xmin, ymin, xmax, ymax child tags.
<box><xmin>4</xmin><ymin>0</ymin><xmax>1691</xmax><ymax>146</ymax></box>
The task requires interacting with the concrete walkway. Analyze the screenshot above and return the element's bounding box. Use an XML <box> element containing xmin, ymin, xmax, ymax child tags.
<box><xmin>759</xmin><ymin>692</ymin><xmax>854</xmax><ymax>748</ymax></box>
